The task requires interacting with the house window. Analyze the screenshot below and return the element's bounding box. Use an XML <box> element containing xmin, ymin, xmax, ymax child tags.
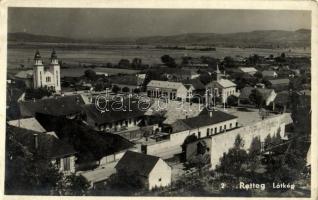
<box><xmin>198</xmin><ymin>131</ymin><xmax>201</xmax><ymax>138</ymax></box>
<box><xmin>158</xmin><ymin>178</ymin><xmax>162</xmax><ymax>182</ymax></box>
<box><xmin>207</xmin><ymin>128</ymin><xmax>210</xmax><ymax>136</ymax></box>
<box><xmin>63</xmin><ymin>157</ymin><xmax>71</xmax><ymax>171</ymax></box>
<box><xmin>219</xmin><ymin>126</ymin><xmax>222</xmax><ymax>132</ymax></box>
<box><xmin>56</xmin><ymin>72</ymin><xmax>59</xmax><ymax>86</ymax></box>
<box><xmin>224</xmin><ymin>125</ymin><xmax>226</xmax><ymax>130</ymax></box>
<box><xmin>230</xmin><ymin>123</ymin><xmax>232</xmax><ymax>129</ymax></box>
<box><xmin>211</xmin><ymin>128</ymin><xmax>213</xmax><ymax>135</ymax></box>
<box><xmin>215</xmin><ymin>127</ymin><xmax>217</xmax><ymax>134</ymax></box>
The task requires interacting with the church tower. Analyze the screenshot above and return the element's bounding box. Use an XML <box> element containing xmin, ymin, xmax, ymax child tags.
<box><xmin>49</xmin><ymin>49</ymin><xmax>61</xmax><ymax>92</ymax></box>
<box><xmin>33</xmin><ymin>50</ymin><xmax>44</xmax><ymax>88</ymax></box>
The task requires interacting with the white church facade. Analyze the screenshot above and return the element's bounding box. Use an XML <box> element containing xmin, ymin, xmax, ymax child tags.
<box><xmin>33</xmin><ymin>50</ymin><xmax>61</xmax><ymax>92</ymax></box>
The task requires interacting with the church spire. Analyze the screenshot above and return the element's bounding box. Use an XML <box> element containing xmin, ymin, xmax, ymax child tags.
<box><xmin>34</xmin><ymin>49</ymin><xmax>41</xmax><ymax>60</ymax></box>
<box><xmin>216</xmin><ymin>63</ymin><xmax>221</xmax><ymax>81</ymax></box>
<box><xmin>50</xmin><ymin>49</ymin><xmax>58</xmax><ymax>64</ymax></box>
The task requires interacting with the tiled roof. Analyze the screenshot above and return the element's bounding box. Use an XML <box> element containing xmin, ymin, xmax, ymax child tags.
<box><xmin>239</xmin><ymin>67</ymin><xmax>258</xmax><ymax>73</ymax></box>
<box><xmin>35</xmin><ymin>114</ymin><xmax>135</xmax><ymax>161</ymax></box>
<box><xmin>147</xmin><ymin>80</ymin><xmax>185</xmax><ymax>90</ymax></box>
<box><xmin>182</xmin><ymin>78</ymin><xmax>205</xmax><ymax>90</ymax></box>
<box><xmin>7</xmin><ymin>117</ymin><xmax>46</xmax><ymax>133</ymax></box>
<box><xmin>115</xmin><ymin>151</ymin><xmax>160</xmax><ymax>177</ymax></box>
<box><xmin>178</xmin><ymin>109</ymin><xmax>237</xmax><ymax>130</ymax></box>
<box><xmin>82</xmin><ymin>99</ymin><xmax>147</xmax><ymax>125</ymax></box>
<box><xmin>7</xmin><ymin>125</ymin><xmax>76</xmax><ymax>159</ymax></box>
<box><xmin>208</xmin><ymin>79</ymin><xmax>236</xmax><ymax>88</ymax></box>
<box><xmin>19</xmin><ymin>95</ymin><xmax>85</xmax><ymax>117</ymax></box>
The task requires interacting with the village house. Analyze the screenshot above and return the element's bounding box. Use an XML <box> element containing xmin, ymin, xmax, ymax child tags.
<box><xmin>238</xmin><ymin>67</ymin><xmax>258</xmax><ymax>75</ymax></box>
<box><xmin>262</xmin><ymin>70</ymin><xmax>278</xmax><ymax>78</ymax></box>
<box><xmin>182</xmin><ymin>78</ymin><xmax>206</xmax><ymax>96</ymax></box>
<box><xmin>147</xmin><ymin>80</ymin><xmax>189</xmax><ymax>100</ymax></box>
<box><xmin>115</xmin><ymin>151</ymin><xmax>172</xmax><ymax>190</ymax></box>
<box><xmin>140</xmin><ymin>109</ymin><xmax>238</xmax><ymax>159</ymax></box>
<box><xmin>238</xmin><ymin>87</ymin><xmax>277</xmax><ymax>107</ymax></box>
<box><xmin>81</xmin><ymin>98</ymin><xmax>147</xmax><ymax>132</ymax></box>
<box><xmin>168</xmin><ymin>69</ymin><xmax>200</xmax><ymax>81</ymax></box>
<box><xmin>109</xmin><ymin>74</ymin><xmax>146</xmax><ymax>93</ymax></box>
<box><xmin>7</xmin><ymin>125</ymin><xmax>77</xmax><ymax>174</ymax></box>
<box><xmin>205</xmin><ymin>79</ymin><xmax>237</xmax><ymax>104</ymax></box>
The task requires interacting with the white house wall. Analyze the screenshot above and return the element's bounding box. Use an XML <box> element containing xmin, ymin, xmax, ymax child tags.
<box><xmin>210</xmin><ymin>113</ymin><xmax>292</xmax><ymax>170</ymax></box>
<box><xmin>148</xmin><ymin>159</ymin><xmax>172</xmax><ymax>190</ymax></box>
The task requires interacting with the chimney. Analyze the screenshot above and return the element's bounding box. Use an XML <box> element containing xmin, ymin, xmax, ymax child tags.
<box><xmin>209</xmin><ymin>111</ymin><xmax>213</xmax><ymax>118</ymax></box>
<box><xmin>34</xmin><ymin>133</ymin><xmax>38</xmax><ymax>149</ymax></box>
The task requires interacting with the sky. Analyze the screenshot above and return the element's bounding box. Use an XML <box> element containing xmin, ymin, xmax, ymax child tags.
<box><xmin>8</xmin><ymin>8</ymin><xmax>311</xmax><ymax>39</ymax></box>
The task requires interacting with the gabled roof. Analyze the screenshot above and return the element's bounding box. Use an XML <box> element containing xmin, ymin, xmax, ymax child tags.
<box><xmin>115</xmin><ymin>151</ymin><xmax>160</xmax><ymax>177</ymax></box>
<box><xmin>147</xmin><ymin>80</ymin><xmax>185</xmax><ymax>90</ymax></box>
<box><xmin>239</xmin><ymin>67</ymin><xmax>258</xmax><ymax>73</ymax></box>
<box><xmin>182</xmin><ymin>78</ymin><xmax>205</xmax><ymax>90</ymax></box>
<box><xmin>19</xmin><ymin>95</ymin><xmax>85</xmax><ymax>117</ymax></box>
<box><xmin>178</xmin><ymin>109</ymin><xmax>237</xmax><ymax>130</ymax></box>
<box><xmin>268</xmin><ymin>79</ymin><xmax>290</xmax><ymax>85</ymax></box>
<box><xmin>14</xmin><ymin>70</ymin><xmax>33</xmax><ymax>79</ymax></box>
<box><xmin>171</xmin><ymin>119</ymin><xmax>192</xmax><ymax>133</ymax></box>
<box><xmin>7</xmin><ymin>125</ymin><xmax>76</xmax><ymax>159</ymax></box>
<box><xmin>82</xmin><ymin>98</ymin><xmax>147</xmax><ymax>125</ymax></box>
<box><xmin>257</xmin><ymin>88</ymin><xmax>275</xmax><ymax>100</ymax></box>
<box><xmin>207</xmin><ymin>79</ymin><xmax>236</xmax><ymax>88</ymax></box>
<box><xmin>7</xmin><ymin>117</ymin><xmax>46</xmax><ymax>133</ymax></box>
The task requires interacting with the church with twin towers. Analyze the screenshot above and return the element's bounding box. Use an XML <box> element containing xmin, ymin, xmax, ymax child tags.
<box><xmin>33</xmin><ymin>49</ymin><xmax>61</xmax><ymax>92</ymax></box>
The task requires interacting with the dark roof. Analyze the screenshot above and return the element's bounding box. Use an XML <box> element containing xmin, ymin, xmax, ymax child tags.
<box><xmin>171</xmin><ymin>120</ymin><xmax>191</xmax><ymax>133</ymax></box>
<box><xmin>19</xmin><ymin>95</ymin><xmax>85</xmax><ymax>117</ymax></box>
<box><xmin>51</xmin><ymin>49</ymin><xmax>57</xmax><ymax>59</ymax></box>
<box><xmin>239</xmin><ymin>87</ymin><xmax>275</xmax><ymax>100</ymax></box>
<box><xmin>268</xmin><ymin>79</ymin><xmax>290</xmax><ymax>85</ymax></box>
<box><xmin>7</xmin><ymin>125</ymin><xmax>76</xmax><ymax>159</ymax></box>
<box><xmin>178</xmin><ymin>109</ymin><xmax>237</xmax><ymax>130</ymax></box>
<box><xmin>109</xmin><ymin>75</ymin><xmax>143</xmax><ymax>86</ymax></box>
<box><xmin>239</xmin><ymin>87</ymin><xmax>254</xmax><ymax>99</ymax></box>
<box><xmin>115</xmin><ymin>151</ymin><xmax>160</xmax><ymax>177</ymax></box>
<box><xmin>274</xmin><ymin>91</ymin><xmax>290</xmax><ymax>105</ymax></box>
<box><xmin>35</xmin><ymin>114</ymin><xmax>135</xmax><ymax>161</ymax></box>
<box><xmin>182</xmin><ymin>78</ymin><xmax>205</xmax><ymax>90</ymax></box>
<box><xmin>82</xmin><ymin>99</ymin><xmax>147</xmax><ymax>125</ymax></box>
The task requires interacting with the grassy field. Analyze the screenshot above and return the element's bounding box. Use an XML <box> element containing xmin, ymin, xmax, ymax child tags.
<box><xmin>7</xmin><ymin>44</ymin><xmax>310</xmax><ymax>70</ymax></box>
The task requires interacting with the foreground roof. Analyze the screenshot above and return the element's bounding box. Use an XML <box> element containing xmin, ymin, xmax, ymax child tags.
<box><xmin>115</xmin><ymin>151</ymin><xmax>160</xmax><ymax>177</ymax></box>
<box><xmin>7</xmin><ymin>125</ymin><xmax>76</xmax><ymax>159</ymax></box>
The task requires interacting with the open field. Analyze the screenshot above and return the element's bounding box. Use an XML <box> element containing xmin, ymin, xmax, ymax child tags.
<box><xmin>7</xmin><ymin>43</ymin><xmax>310</xmax><ymax>70</ymax></box>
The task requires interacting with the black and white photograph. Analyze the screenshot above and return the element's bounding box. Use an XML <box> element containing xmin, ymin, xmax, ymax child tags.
<box><xmin>2</xmin><ymin>1</ymin><xmax>316</xmax><ymax>198</ymax></box>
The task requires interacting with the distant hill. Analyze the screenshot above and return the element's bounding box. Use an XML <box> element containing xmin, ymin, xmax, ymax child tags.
<box><xmin>136</xmin><ymin>29</ymin><xmax>311</xmax><ymax>48</ymax></box>
<box><xmin>8</xmin><ymin>32</ymin><xmax>81</xmax><ymax>43</ymax></box>
<box><xmin>8</xmin><ymin>29</ymin><xmax>311</xmax><ymax>48</ymax></box>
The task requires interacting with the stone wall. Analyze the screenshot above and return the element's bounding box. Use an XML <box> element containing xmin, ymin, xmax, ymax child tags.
<box><xmin>210</xmin><ymin>113</ymin><xmax>293</xmax><ymax>169</ymax></box>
